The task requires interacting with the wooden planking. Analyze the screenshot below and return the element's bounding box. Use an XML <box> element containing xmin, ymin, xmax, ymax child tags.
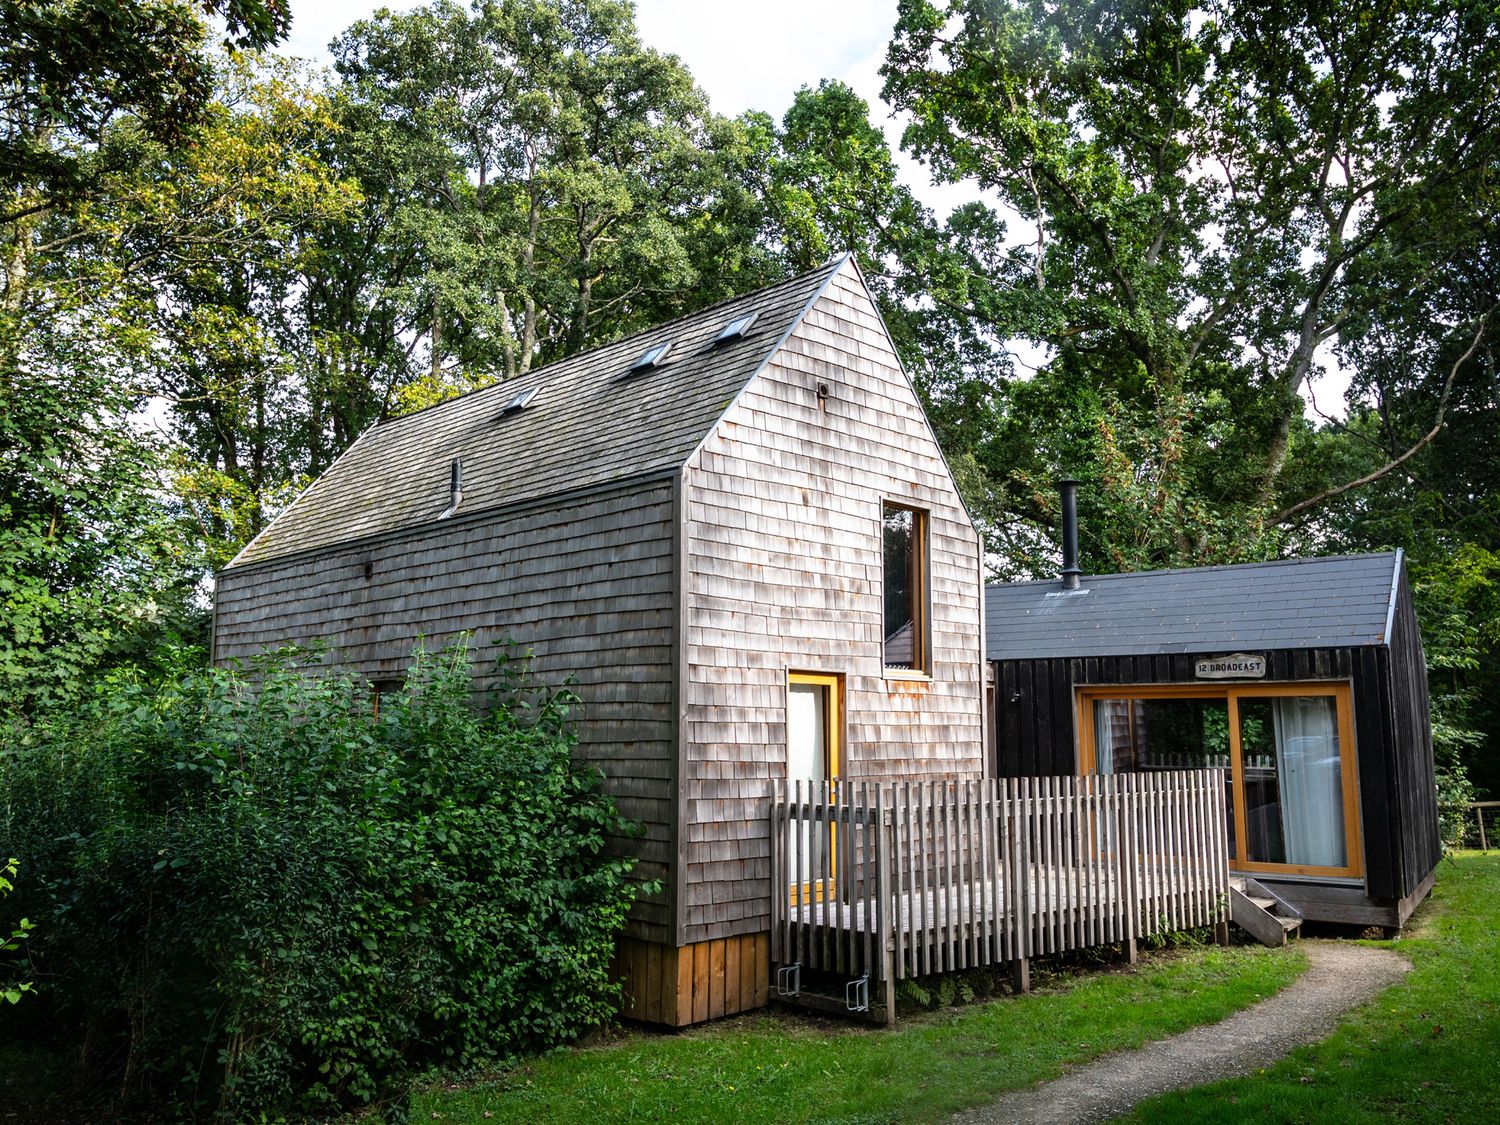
<box><xmin>1386</xmin><ymin>567</ymin><xmax>1442</xmax><ymax>898</ymax></box>
<box><xmin>614</xmin><ymin>934</ymin><xmax>771</xmax><ymax>1027</ymax></box>
<box><xmin>678</xmin><ymin>261</ymin><xmax>985</xmax><ymax>945</ymax></box>
<box><xmin>215</xmin><ymin>479</ymin><xmax>680</xmax><ymax>941</ymax></box>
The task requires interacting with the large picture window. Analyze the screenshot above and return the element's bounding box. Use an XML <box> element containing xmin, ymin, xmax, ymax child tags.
<box><xmin>881</xmin><ymin>503</ymin><xmax>928</xmax><ymax>673</ymax></box>
<box><xmin>1078</xmin><ymin>683</ymin><xmax>1361</xmax><ymax>879</ymax></box>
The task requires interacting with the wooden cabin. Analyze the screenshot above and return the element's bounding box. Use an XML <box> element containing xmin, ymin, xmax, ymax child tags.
<box><xmin>212</xmin><ymin>257</ymin><xmax>987</xmax><ymax>1025</ymax></box>
<box><xmin>987</xmin><ymin>550</ymin><xmax>1440</xmax><ymax>931</ymax></box>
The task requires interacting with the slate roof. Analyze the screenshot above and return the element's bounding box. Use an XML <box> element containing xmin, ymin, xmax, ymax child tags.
<box><xmin>985</xmin><ymin>552</ymin><xmax>1404</xmax><ymax>660</ymax></box>
<box><xmin>227</xmin><ymin>257</ymin><xmax>849</xmax><ymax>569</ymax></box>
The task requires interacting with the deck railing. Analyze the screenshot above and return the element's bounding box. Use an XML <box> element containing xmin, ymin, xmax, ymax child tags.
<box><xmin>770</xmin><ymin>771</ymin><xmax>1230</xmax><ymax>988</ymax></box>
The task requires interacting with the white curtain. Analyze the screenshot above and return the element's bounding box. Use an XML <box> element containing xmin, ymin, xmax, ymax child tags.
<box><xmin>1094</xmin><ymin>700</ymin><xmax>1126</xmax><ymax>773</ymax></box>
<box><xmin>1272</xmin><ymin>697</ymin><xmax>1346</xmax><ymax>868</ymax></box>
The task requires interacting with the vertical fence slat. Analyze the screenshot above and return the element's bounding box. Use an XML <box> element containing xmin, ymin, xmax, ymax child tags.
<box><xmin>980</xmin><ymin>780</ymin><xmax>994</xmax><ymax>965</ymax></box>
<box><xmin>902</xmin><ymin>782</ymin><xmax>916</xmax><ymax>979</ymax></box>
<box><xmin>1017</xmin><ymin>776</ymin><xmax>1031</xmax><ymax>960</ymax></box>
<box><xmin>955</xmin><ymin>781</ymin><xmax>966</xmax><ymax>969</ymax></box>
<box><xmin>774</xmin><ymin>786</ymin><xmax>786</xmax><ymax>966</ymax></box>
<box><xmin>942</xmin><ymin>786</ymin><xmax>954</xmax><ymax>972</ymax></box>
<box><xmin>791</xmin><ymin>778</ymin><xmax>803</xmax><ymax>971</ymax></box>
<box><xmin>964</xmin><ymin>780</ymin><xmax>976</xmax><ymax>968</ymax></box>
<box><xmin>1051</xmin><ymin>774</ymin><xmax>1063</xmax><ymax>955</ymax></box>
<box><xmin>1067</xmin><ymin>775</ymin><xmax>1081</xmax><ymax>950</ymax></box>
<box><xmin>912</xmin><ymin>786</ymin><xmax>924</xmax><ymax>978</ymax></box>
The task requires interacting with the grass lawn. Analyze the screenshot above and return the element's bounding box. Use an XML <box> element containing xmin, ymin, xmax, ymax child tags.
<box><xmin>413</xmin><ymin>941</ymin><xmax>1302</xmax><ymax>1123</ymax></box>
<box><xmin>1119</xmin><ymin>850</ymin><xmax>1500</xmax><ymax>1124</ymax></box>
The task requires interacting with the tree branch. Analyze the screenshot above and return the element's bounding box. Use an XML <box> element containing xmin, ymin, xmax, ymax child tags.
<box><xmin>1272</xmin><ymin>309</ymin><xmax>1494</xmax><ymax>524</ymax></box>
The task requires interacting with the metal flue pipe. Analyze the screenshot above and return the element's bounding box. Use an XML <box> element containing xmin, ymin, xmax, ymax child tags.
<box><xmin>1059</xmin><ymin>478</ymin><xmax>1082</xmax><ymax>590</ymax></box>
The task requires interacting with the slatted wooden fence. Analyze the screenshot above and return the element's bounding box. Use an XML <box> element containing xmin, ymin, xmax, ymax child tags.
<box><xmin>769</xmin><ymin>772</ymin><xmax>1230</xmax><ymax>1011</ymax></box>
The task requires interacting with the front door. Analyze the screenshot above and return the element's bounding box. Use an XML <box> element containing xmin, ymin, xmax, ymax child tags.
<box><xmin>787</xmin><ymin>672</ymin><xmax>841</xmax><ymax>902</ymax></box>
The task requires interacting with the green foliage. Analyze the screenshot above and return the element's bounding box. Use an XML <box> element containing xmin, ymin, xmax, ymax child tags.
<box><xmin>883</xmin><ymin>0</ymin><xmax>1500</xmax><ymax>569</ymax></box>
<box><xmin>0</xmin><ymin>858</ymin><xmax>33</xmax><ymax>1005</ymax></box>
<box><xmin>0</xmin><ymin>642</ymin><xmax>641</xmax><ymax>1119</ymax></box>
<box><xmin>0</xmin><ymin>1</ymin><xmax>291</xmax><ymax>219</ymax></box>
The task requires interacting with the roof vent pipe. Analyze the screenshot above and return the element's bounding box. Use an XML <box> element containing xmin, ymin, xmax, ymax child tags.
<box><xmin>1059</xmin><ymin>478</ymin><xmax>1082</xmax><ymax>590</ymax></box>
<box><xmin>439</xmin><ymin>456</ymin><xmax>463</xmax><ymax>519</ymax></box>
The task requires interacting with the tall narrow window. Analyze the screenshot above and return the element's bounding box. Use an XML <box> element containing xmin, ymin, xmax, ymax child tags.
<box><xmin>882</xmin><ymin>502</ymin><xmax>928</xmax><ymax>672</ymax></box>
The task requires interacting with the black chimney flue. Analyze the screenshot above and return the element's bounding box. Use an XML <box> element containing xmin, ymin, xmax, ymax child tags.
<box><xmin>1059</xmin><ymin>478</ymin><xmax>1082</xmax><ymax>590</ymax></box>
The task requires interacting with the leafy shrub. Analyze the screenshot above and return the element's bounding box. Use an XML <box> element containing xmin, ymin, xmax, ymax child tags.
<box><xmin>0</xmin><ymin>642</ymin><xmax>640</xmax><ymax>1119</ymax></box>
<box><xmin>1436</xmin><ymin>761</ymin><xmax>1479</xmax><ymax>850</ymax></box>
<box><xmin>0</xmin><ymin>858</ymin><xmax>32</xmax><ymax>1005</ymax></box>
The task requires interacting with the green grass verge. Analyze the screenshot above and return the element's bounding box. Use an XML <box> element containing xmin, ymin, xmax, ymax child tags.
<box><xmin>413</xmin><ymin>942</ymin><xmax>1303</xmax><ymax>1124</ymax></box>
<box><xmin>1117</xmin><ymin>850</ymin><xmax>1500</xmax><ymax>1124</ymax></box>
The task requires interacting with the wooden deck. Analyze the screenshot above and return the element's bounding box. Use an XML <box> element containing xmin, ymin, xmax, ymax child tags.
<box><xmin>770</xmin><ymin>773</ymin><xmax>1230</xmax><ymax>1019</ymax></box>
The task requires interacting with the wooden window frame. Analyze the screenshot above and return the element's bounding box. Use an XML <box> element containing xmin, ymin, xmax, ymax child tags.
<box><xmin>880</xmin><ymin>501</ymin><xmax>930</xmax><ymax>679</ymax></box>
<box><xmin>1075</xmin><ymin>681</ymin><xmax>1363</xmax><ymax>880</ymax></box>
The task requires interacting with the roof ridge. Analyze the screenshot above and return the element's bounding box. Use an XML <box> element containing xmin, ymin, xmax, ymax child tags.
<box><xmin>985</xmin><ymin>550</ymin><xmax>1400</xmax><ymax>591</ymax></box>
<box><xmin>370</xmin><ymin>256</ymin><xmax>849</xmax><ymax>431</ymax></box>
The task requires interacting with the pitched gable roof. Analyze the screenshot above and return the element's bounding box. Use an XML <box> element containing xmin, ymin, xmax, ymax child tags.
<box><xmin>985</xmin><ymin>551</ymin><xmax>1404</xmax><ymax>660</ymax></box>
<box><xmin>227</xmin><ymin>258</ymin><xmax>849</xmax><ymax>570</ymax></box>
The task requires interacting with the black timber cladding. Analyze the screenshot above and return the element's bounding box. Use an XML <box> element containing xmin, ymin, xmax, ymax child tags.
<box><xmin>985</xmin><ymin>552</ymin><xmax>1400</xmax><ymax>659</ymax></box>
<box><xmin>987</xmin><ymin>552</ymin><xmax>1439</xmax><ymax>903</ymax></box>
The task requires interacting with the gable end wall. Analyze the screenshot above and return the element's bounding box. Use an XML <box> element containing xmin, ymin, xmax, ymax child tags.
<box><xmin>679</xmin><ymin>264</ymin><xmax>985</xmax><ymax>944</ymax></box>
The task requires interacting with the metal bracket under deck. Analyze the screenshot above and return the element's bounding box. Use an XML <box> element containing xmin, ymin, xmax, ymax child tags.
<box><xmin>776</xmin><ymin>963</ymin><xmax>801</xmax><ymax>998</ymax></box>
<box><xmin>845</xmin><ymin>976</ymin><xmax>870</xmax><ymax>1013</ymax></box>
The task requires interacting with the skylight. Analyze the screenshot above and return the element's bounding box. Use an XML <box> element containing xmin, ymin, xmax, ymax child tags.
<box><xmin>500</xmin><ymin>386</ymin><xmax>538</xmax><ymax>415</ymax></box>
<box><xmin>628</xmin><ymin>341</ymin><xmax>672</xmax><ymax>371</ymax></box>
<box><xmin>714</xmin><ymin>312</ymin><xmax>758</xmax><ymax>342</ymax></box>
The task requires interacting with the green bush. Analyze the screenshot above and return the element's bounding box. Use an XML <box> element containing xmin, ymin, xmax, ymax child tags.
<box><xmin>0</xmin><ymin>642</ymin><xmax>641</xmax><ymax>1120</ymax></box>
<box><xmin>0</xmin><ymin>857</ymin><xmax>33</xmax><ymax>1005</ymax></box>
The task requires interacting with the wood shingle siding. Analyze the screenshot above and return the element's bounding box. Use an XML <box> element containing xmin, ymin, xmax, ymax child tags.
<box><xmin>215</xmin><ymin>479</ymin><xmax>680</xmax><ymax>942</ymax></box>
<box><xmin>679</xmin><ymin>264</ymin><xmax>985</xmax><ymax>945</ymax></box>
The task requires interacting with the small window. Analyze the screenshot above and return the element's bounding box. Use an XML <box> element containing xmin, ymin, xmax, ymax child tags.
<box><xmin>882</xmin><ymin>502</ymin><xmax>928</xmax><ymax>673</ymax></box>
<box><xmin>371</xmin><ymin>677</ymin><xmax>404</xmax><ymax>719</ymax></box>
<box><xmin>500</xmin><ymin>386</ymin><xmax>538</xmax><ymax>415</ymax></box>
<box><xmin>714</xmin><ymin>312</ymin><xmax>758</xmax><ymax>342</ymax></box>
<box><xmin>627</xmin><ymin>341</ymin><xmax>672</xmax><ymax>372</ymax></box>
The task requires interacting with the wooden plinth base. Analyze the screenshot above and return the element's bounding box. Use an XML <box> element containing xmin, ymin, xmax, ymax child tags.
<box><xmin>611</xmin><ymin>933</ymin><xmax>771</xmax><ymax>1027</ymax></box>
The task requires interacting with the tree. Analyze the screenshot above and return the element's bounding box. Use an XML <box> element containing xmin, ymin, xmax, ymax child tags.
<box><xmin>1</xmin><ymin>1</ymin><xmax>291</xmax><ymax>226</ymax></box>
<box><xmin>1281</xmin><ymin>200</ymin><xmax>1500</xmax><ymax>798</ymax></box>
<box><xmin>882</xmin><ymin>0</ymin><xmax>1500</xmax><ymax>569</ymax></box>
<box><xmin>320</xmin><ymin>0</ymin><xmax>757</xmax><ymax>417</ymax></box>
<box><xmin>741</xmin><ymin>80</ymin><xmax>1021</xmax><ymax>552</ymax></box>
<box><xmin>113</xmin><ymin>54</ymin><xmax>362</xmax><ymax>558</ymax></box>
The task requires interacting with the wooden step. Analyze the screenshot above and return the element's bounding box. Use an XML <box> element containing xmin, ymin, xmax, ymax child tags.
<box><xmin>1229</xmin><ymin>880</ymin><xmax>1303</xmax><ymax>947</ymax></box>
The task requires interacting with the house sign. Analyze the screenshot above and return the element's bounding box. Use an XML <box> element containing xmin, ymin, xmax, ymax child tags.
<box><xmin>1194</xmin><ymin>654</ymin><xmax>1267</xmax><ymax>680</ymax></box>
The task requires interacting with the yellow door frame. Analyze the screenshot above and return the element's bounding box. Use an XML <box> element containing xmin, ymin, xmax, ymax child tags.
<box><xmin>787</xmin><ymin>671</ymin><xmax>843</xmax><ymax>906</ymax></box>
<box><xmin>1076</xmin><ymin>681</ymin><xmax>1363</xmax><ymax>879</ymax></box>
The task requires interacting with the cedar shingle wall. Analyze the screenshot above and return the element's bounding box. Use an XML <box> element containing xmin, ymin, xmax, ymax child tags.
<box><xmin>680</xmin><ymin>263</ymin><xmax>985</xmax><ymax>944</ymax></box>
<box><xmin>213</xmin><ymin>481</ymin><xmax>677</xmax><ymax>943</ymax></box>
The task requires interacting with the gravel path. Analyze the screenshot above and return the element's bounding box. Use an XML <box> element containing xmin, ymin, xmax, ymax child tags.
<box><xmin>952</xmin><ymin>941</ymin><xmax>1411</xmax><ymax>1125</ymax></box>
